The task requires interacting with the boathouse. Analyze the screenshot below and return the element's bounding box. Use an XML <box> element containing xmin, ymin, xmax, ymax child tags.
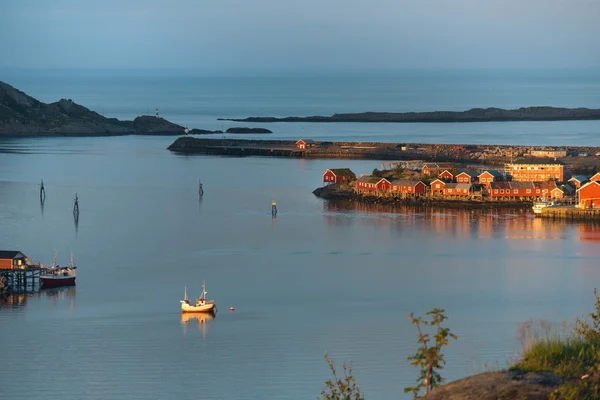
<box><xmin>355</xmin><ymin>176</ymin><xmax>391</xmax><ymax>192</ymax></box>
<box><xmin>568</xmin><ymin>175</ymin><xmax>588</xmax><ymax>190</ymax></box>
<box><xmin>456</xmin><ymin>170</ymin><xmax>478</xmax><ymax>184</ymax></box>
<box><xmin>0</xmin><ymin>251</ymin><xmax>29</xmax><ymax>270</ymax></box>
<box><xmin>389</xmin><ymin>180</ymin><xmax>426</xmax><ymax>195</ymax></box>
<box><xmin>590</xmin><ymin>172</ymin><xmax>600</xmax><ymax>182</ymax></box>
<box><xmin>478</xmin><ymin>170</ymin><xmax>503</xmax><ymax>188</ymax></box>
<box><xmin>322</xmin><ymin>168</ymin><xmax>356</xmax><ymax>185</ymax></box>
<box><xmin>577</xmin><ymin>181</ymin><xmax>600</xmax><ymax>208</ymax></box>
<box><xmin>421</xmin><ymin>163</ymin><xmax>440</xmax><ymax>177</ymax></box>
<box><xmin>489</xmin><ymin>181</ymin><xmax>536</xmax><ymax>198</ymax></box>
<box><xmin>551</xmin><ymin>184</ymin><xmax>574</xmax><ymax>200</ymax></box>
<box><xmin>443</xmin><ymin>183</ymin><xmax>473</xmax><ymax>197</ymax></box>
<box><xmin>430</xmin><ymin>178</ymin><xmax>446</xmax><ymax>193</ymax></box>
<box><xmin>295</xmin><ymin>139</ymin><xmax>316</xmax><ymax>149</ymax></box>
<box><xmin>438</xmin><ymin>169</ymin><xmax>454</xmax><ymax>182</ymax></box>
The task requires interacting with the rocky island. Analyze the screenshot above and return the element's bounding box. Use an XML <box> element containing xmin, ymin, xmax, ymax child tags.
<box><xmin>218</xmin><ymin>106</ymin><xmax>600</xmax><ymax>123</ymax></box>
<box><xmin>0</xmin><ymin>81</ymin><xmax>270</xmax><ymax>136</ymax></box>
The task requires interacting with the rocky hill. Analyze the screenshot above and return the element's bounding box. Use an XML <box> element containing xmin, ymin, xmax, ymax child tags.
<box><xmin>0</xmin><ymin>81</ymin><xmax>185</xmax><ymax>136</ymax></box>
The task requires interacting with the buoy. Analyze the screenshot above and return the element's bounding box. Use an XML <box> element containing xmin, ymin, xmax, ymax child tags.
<box><xmin>229</xmin><ymin>307</ymin><xmax>235</xmax><ymax>311</ymax></box>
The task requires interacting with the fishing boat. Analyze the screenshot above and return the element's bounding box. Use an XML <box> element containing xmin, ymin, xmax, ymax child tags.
<box><xmin>532</xmin><ymin>198</ymin><xmax>556</xmax><ymax>216</ymax></box>
<box><xmin>180</xmin><ymin>282</ymin><xmax>216</xmax><ymax>313</ymax></box>
<box><xmin>40</xmin><ymin>250</ymin><xmax>77</xmax><ymax>289</ymax></box>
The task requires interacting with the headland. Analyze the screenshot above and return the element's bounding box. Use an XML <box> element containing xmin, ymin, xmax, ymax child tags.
<box><xmin>0</xmin><ymin>81</ymin><xmax>271</xmax><ymax>137</ymax></box>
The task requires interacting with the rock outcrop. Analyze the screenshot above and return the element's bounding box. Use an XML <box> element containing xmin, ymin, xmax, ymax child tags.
<box><xmin>423</xmin><ymin>371</ymin><xmax>563</xmax><ymax>400</ymax></box>
<box><xmin>0</xmin><ymin>81</ymin><xmax>181</xmax><ymax>136</ymax></box>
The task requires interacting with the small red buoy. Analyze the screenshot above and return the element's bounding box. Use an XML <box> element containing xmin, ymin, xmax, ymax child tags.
<box><xmin>229</xmin><ymin>307</ymin><xmax>235</xmax><ymax>311</ymax></box>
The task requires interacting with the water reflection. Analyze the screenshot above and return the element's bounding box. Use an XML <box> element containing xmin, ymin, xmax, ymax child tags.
<box><xmin>181</xmin><ymin>312</ymin><xmax>215</xmax><ymax>339</ymax></box>
<box><xmin>0</xmin><ymin>292</ymin><xmax>32</xmax><ymax>310</ymax></box>
<box><xmin>38</xmin><ymin>286</ymin><xmax>76</xmax><ymax>313</ymax></box>
<box><xmin>322</xmin><ymin>199</ymin><xmax>591</xmax><ymax>240</ymax></box>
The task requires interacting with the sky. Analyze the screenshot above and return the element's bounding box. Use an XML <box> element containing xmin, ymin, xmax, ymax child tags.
<box><xmin>2</xmin><ymin>0</ymin><xmax>600</xmax><ymax>73</ymax></box>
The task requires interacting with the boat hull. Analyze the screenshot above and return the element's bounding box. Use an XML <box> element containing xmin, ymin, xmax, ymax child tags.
<box><xmin>181</xmin><ymin>301</ymin><xmax>216</xmax><ymax>313</ymax></box>
<box><xmin>40</xmin><ymin>276</ymin><xmax>76</xmax><ymax>288</ymax></box>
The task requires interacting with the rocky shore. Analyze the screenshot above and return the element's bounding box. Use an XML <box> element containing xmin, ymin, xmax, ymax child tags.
<box><xmin>312</xmin><ymin>185</ymin><xmax>532</xmax><ymax>210</ymax></box>
<box><xmin>0</xmin><ymin>81</ymin><xmax>269</xmax><ymax>136</ymax></box>
<box><xmin>218</xmin><ymin>106</ymin><xmax>600</xmax><ymax>123</ymax></box>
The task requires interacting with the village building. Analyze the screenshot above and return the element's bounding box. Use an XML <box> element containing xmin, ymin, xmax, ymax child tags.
<box><xmin>489</xmin><ymin>181</ymin><xmax>537</xmax><ymax>198</ymax></box>
<box><xmin>568</xmin><ymin>175</ymin><xmax>588</xmax><ymax>190</ymax></box>
<box><xmin>505</xmin><ymin>159</ymin><xmax>570</xmax><ymax>182</ymax></box>
<box><xmin>430</xmin><ymin>178</ymin><xmax>446</xmax><ymax>193</ymax></box>
<box><xmin>295</xmin><ymin>139</ymin><xmax>316</xmax><ymax>149</ymax></box>
<box><xmin>389</xmin><ymin>180</ymin><xmax>426</xmax><ymax>195</ymax></box>
<box><xmin>443</xmin><ymin>183</ymin><xmax>473</xmax><ymax>197</ymax></box>
<box><xmin>530</xmin><ymin>149</ymin><xmax>568</xmax><ymax>158</ymax></box>
<box><xmin>455</xmin><ymin>170</ymin><xmax>478</xmax><ymax>184</ymax></box>
<box><xmin>421</xmin><ymin>163</ymin><xmax>440</xmax><ymax>177</ymax></box>
<box><xmin>589</xmin><ymin>172</ymin><xmax>600</xmax><ymax>182</ymax></box>
<box><xmin>322</xmin><ymin>168</ymin><xmax>356</xmax><ymax>185</ymax></box>
<box><xmin>438</xmin><ymin>169</ymin><xmax>455</xmax><ymax>182</ymax></box>
<box><xmin>355</xmin><ymin>176</ymin><xmax>391</xmax><ymax>192</ymax></box>
<box><xmin>478</xmin><ymin>170</ymin><xmax>503</xmax><ymax>188</ymax></box>
<box><xmin>534</xmin><ymin>181</ymin><xmax>558</xmax><ymax>198</ymax></box>
<box><xmin>0</xmin><ymin>251</ymin><xmax>29</xmax><ymax>270</ymax></box>
<box><xmin>551</xmin><ymin>184</ymin><xmax>574</xmax><ymax>200</ymax></box>
<box><xmin>577</xmin><ymin>181</ymin><xmax>600</xmax><ymax>208</ymax></box>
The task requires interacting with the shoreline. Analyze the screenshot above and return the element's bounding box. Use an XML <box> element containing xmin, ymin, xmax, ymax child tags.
<box><xmin>313</xmin><ymin>185</ymin><xmax>533</xmax><ymax>210</ymax></box>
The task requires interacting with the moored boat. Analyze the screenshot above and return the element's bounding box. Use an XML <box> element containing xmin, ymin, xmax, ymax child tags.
<box><xmin>180</xmin><ymin>282</ymin><xmax>216</xmax><ymax>313</ymax></box>
<box><xmin>532</xmin><ymin>199</ymin><xmax>556</xmax><ymax>216</ymax></box>
<box><xmin>40</xmin><ymin>251</ymin><xmax>77</xmax><ymax>289</ymax></box>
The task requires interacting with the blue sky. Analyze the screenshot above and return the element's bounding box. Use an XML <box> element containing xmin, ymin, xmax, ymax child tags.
<box><xmin>2</xmin><ymin>0</ymin><xmax>600</xmax><ymax>72</ymax></box>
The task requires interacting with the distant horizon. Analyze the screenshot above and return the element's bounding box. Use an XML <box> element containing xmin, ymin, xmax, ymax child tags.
<box><xmin>3</xmin><ymin>66</ymin><xmax>600</xmax><ymax>79</ymax></box>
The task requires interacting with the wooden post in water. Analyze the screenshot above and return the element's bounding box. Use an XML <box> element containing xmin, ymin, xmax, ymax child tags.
<box><xmin>73</xmin><ymin>193</ymin><xmax>79</xmax><ymax>217</ymax></box>
<box><xmin>40</xmin><ymin>179</ymin><xmax>46</xmax><ymax>202</ymax></box>
<box><xmin>271</xmin><ymin>200</ymin><xmax>277</xmax><ymax>217</ymax></box>
<box><xmin>198</xmin><ymin>179</ymin><xmax>203</xmax><ymax>197</ymax></box>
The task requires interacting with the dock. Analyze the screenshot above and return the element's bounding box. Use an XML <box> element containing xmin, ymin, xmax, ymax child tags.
<box><xmin>541</xmin><ymin>206</ymin><xmax>600</xmax><ymax>221</ymax></box>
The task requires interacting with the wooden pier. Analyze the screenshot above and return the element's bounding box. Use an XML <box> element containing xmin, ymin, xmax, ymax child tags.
<box><xmin>541</xmin><ymin>206</ymin><xmax>600</xmax><ymax>221</ymax></box>
<box><xmin>0</xmin><ymin>267</ymin><xmax>41</xmax><ymax>293</ymax></box>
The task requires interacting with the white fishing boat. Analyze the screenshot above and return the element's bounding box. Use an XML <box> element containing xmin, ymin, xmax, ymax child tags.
<box><xmin>180</xmin><ymin>282</ymin><xmax>216</xmax><ymax>313</ymax></box>
<box><xmin>532</xmin><ymin>199</ymin><xmax>556</xmax><ymax>216</ymax></box>
<box><xmin>40</xmin><ymin>250</ymin><xmax>77</xmax><ymax>289</ymax></box>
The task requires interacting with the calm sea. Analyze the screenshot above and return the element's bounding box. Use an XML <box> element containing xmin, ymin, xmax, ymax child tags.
<box><xmin>1</xmin><ymin>71</ymin><xmax>600</xmax><ymax>400</ymax></box>
<box><xmin>3</xmin><ymin>69</ymin><xmax>600</xmax><ymax>145</ymax></box>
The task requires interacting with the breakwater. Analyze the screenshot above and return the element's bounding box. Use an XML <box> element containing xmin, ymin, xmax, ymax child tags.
<box><xmin>167</xmin><ymin>137</ymin><xmax>600</xmax><ymax>175</ymax></box>
<box><xmin>541</xmin><ymin>206</ymin><xmax>600</xmax><ymax>221</ymax></box>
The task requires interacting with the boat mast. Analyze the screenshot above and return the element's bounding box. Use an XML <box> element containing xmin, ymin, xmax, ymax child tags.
<box><xmin>184</xmin><ymin>286</ymin><xmax>188</xmax><ymax>301</ymax></box>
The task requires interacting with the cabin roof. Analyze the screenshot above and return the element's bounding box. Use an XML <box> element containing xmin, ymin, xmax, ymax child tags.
<box><xmin>389</xmin><ymin>179</ymin><xmax>423</xmax><ymax>187</ymax></box>
<box><xmin>444</xmin><ymin>183</ymin><xmax>472</xmax><ymax>190</ymax></box>
<box><xmin>456</xmin><ymin>170</ymin><xmax>478</xmax><ymax>178</ymax></box>
<box><xmin>357</xmin><ymin>175</ymin><xmax>387</xmax><ymax>184</ymax></box>
<box><xmin>327</xmin><ymin>168</ymin><xmax>355</xmax><ymax>177</ymax></box>
<box><xmin>296</xmin><ymin>139</ymin><xmax>316</xmax><ymax>144</ymax></box>
<box><xmin>478</xmin><ymin>170</ymin><xmax>503</xmax><ymax>178</ymax></box>
<box><xmin>569</xmin><ymin>175</ymin><xmax>588</xmax><ymax>183</ymax></box>
<box><xmin>0</xmin><ymin>250</ymin><xmax>25</xmax><ymax>259</ymax></box>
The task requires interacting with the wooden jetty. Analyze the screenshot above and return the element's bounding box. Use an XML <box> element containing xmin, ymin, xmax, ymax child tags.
<box><xmin>0</xmin><ymin>251</ymin><xmax>42</xmax><ymax>293</ymax></box>
<box><xmin>541</xmin><ymin>206</ymin><xmax>600</xmax><ymax>221</ymax></box>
